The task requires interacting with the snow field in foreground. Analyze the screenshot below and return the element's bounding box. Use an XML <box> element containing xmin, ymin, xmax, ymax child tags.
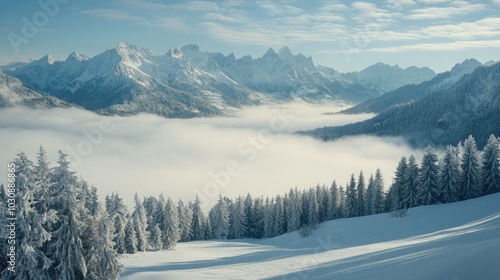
<box><xmin>120</xmin><ymin>193</ymin><xmax>500</xmax><ymax>279</ymax></box>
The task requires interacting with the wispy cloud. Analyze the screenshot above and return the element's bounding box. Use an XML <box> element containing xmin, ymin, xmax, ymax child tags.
<box><xmin>407</xmin><ymin>2</ymin><xmax>487</xmax><ymax>19</ymax></box>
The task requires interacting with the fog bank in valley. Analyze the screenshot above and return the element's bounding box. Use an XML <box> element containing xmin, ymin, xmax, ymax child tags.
<box><xmin>0</xmin><ymin>103</ymin><xmax>423</xmax><ymax>209</ymax></box>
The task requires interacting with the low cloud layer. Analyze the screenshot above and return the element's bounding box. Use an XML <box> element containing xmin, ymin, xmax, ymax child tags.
<box><xmin>0</xmin><ymin>103</ymin><xmax>423</xmax><ymax>209</ymax></box>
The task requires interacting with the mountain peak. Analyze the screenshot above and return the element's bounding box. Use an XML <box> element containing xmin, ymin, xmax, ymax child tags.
<box><xmin>66</xmin><ymin>52</ymin><xmax>89</xmax><ymax>62</ymax></box>
<box><xmin>278</xmin><ymin>46</ymin><xmax>292</xmax><ymax>59</ymax></box>
<box><xmin>263</xmin><ymin>48</ymin><xmax>278</xmax><ymax>59</ymax></box>
<box><xmin>36</xmin><ymin>54</ymin><xmax>55</xmax><ymax>65</ymax></box>
<box><xmin>181</xmin><ymin>44</ymin><xmax>200</xmax><ymax>53</ymax></box>
<box><xmin>451</xmin><ymin>58</ymin><xmax>482</xmax><ymax>74</ymax></box>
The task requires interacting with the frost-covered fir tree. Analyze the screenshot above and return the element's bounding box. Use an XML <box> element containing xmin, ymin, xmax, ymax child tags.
<box><xmin>149</xmin><ymin>224</ymin><xmax>163</xmax><ymax>251</ymax></box>
<box><xmin>162</xmin><ymin>197</ymin><xmax>180</xmax><ymax>249</ymax></box>
<box><xmin>417</xmin><ymin>146</ymin><xmax>441</xmax><ymax>205</ymax></box>
<box><xmin>106</xmin><ymin>193</ymin><xmax>129</xmax><ymax>254</ymax></box>
<box><xmin>366</xmin><ymin>175</ymin><xmax>375</xmax><ymax>214</ymax></box>
<box><xmin>243</xmin><ymin>194</ymin><xmax>254</xmax><ymax>237</ymax></box>
<box><xmin>440</xmin><ymin>146</ymin><xmax>461</xmax><ymax>203</ymax></box>
<box><xmin>47</xmin><ymin>151</ymin><xmax>88</xmax><ymax>279</ymax></box>
<box><xmin>287</xmin><ymin>187</ymin><xmax>302</xmax><ymax>232</ymax></box>
<box><xmin>371</xmin><ymin>169</ymin><xmax>385</xmax><ymax>214</ymax></box>
<box><xmin>178</xmin><ymin>199</ymin><xmax>193</xmax><ymax>242</ymax></box>
<box><xmin>34</xmin><ymin>145</ymin><xmax>51</xmax><ymax>213</ymax></box>
<box><xmin>316</xmin><ymin>185</ymin><xmax>328</xmax><ymax>223</ymax></box>
<box><xmin>459</xmin><ymin>135</ymin><xmax>482</xmax><ymax>200</ymax></box>
<box><xmin>345</xmin><ymin>174</ymin><xmax>357</xmax><ymax>218</ymax></box>
<box><xmin>482</xmin><ymin>135</ymin><xmax>500</xmax><ymax>195</ymax></box>
<box><xmin>83</xmin><ymin>203</ymin><xmax>122</xmax><ymax>280</ymax></box>
<box><xmin>273</xmin><ymin>195</ymin><xmax>285</xmax><ymax>236</ymax></box>
<box><xmin>263</xmin><ymin>197</ymin><xmax>274</xmax><ymax>237</ymax></box>
<box><xmin>1</xmin><ymin>152</ymin><xmax>55</xmax><ymax>280</ymax></box>
<box><xmin>338</xmin><ymin>186</ymin><xmax>346</xmax><ymax>218</ymax></box>
<box><xmin>124</xmin><ymin>220</ymin><xmax>138</xmax><ymax>254</ymax></box>
<box><xmin>229</xmin><ymin>196</ymin><xmax>248</xmax><ymax>239</ymax></box>
<box><xmin>402</xmin><ymin>155</ymin><xmax>420</xmax><ymax>208</ymax></box>
<box><xmin>210</xmin><ymin>194</ymin><xmax>230</xmax><ymax>239</ymax></box>
<box><xmin>391</xmin><ymin>157</ymin><xmax>408</xmax><ymax>210</ymax></box>
<box><xmin>307</xmin><ymin>188</ymin><xmax>320</xmax><ymax>227</ymax></box>
<box><xmin>132</xmin><ymin>193</ymin><xmax>149</xmax><ymax>251</ymax></box>
<box><xmin>204</xmin><ymin>216</ymin><xmax>213</xmax><ymax>240</ymax></box>
<box><xmin>357</xmin><ymin>171</ymin><xmax>366</xmax><ymax>216</ymax></box>
<box><xmin>251</xmin><ymin>196</ymin><xmax>265</xmax><ymax>238</ymax></box>
<box><xmin>327</xmin><ymin>181</ymin><xmax>340</xmax><ymax>220</ymax></box>
<box><xmin>191</xmin><ymin>195</ymin><xmax>206</xmax><ymax>241</ymax></box>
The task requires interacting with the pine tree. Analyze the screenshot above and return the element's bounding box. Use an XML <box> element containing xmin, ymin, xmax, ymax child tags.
<box><xmin>391</xmin><ymin>157</ymin><xmax>408</xmax><ymax>210</ymax></box>
<box><xmin>162</xmin><ymin>197</ymin><xmax>180</xmax><ymax>249</ymax></box>
<box><xmin>210</xmin><ymin>194</ymin><xmax>229</xmax><ymax>239</ymax></box>
<box><xmin>229</xmin><ymin>196</ymin><xmax>248</xmax><ymax>239</ymax></box>
<box><xmin>243</xmin><ymin>194</ymin><xmax>254</xmax><ymax>237</ymax></box>
<box><xmin>106</xmin><ymin>193</ymin><xmax>129</xmax><ymax>254</ymax></box>
<box><xmin>273</xmin><ymin>195</ymin><xmax>285</xmax><ymax>236</ymax></box>
<box><xmin>132</xmin><ymin>193</ymin><xmax>149</xmax><ymax>251</ymax></box>
<box><xmin>482</xmin><ymin>135</ymin><xmax>500</xmax><ymax>195</ymax></box>
<box><xmin>440</xmin><ymin>146</ymin><xmax>460</xmax><ymax>203</ymax></box>
<box><xmin>124</xmin><ymin>220</ymin><xmax>138</xmax><ymax>254</ymax></box>
<box><xmin>326</xmin><ymin>181</ymin><xmax>339</xmax><ymax>220</ymax></box>
<box><xmin>287</xmin><ymin>187</ymin><xmax>302</xmax><ymax>232</ymax></box>
<box><xmin>417</xmin><ymin>146</ymin><xmax>441</xmax><ymax>205</ymax></box>
<box><xmin>345</xmin><ymin>174</ymin><xmax>357</xmax><ymax>218</ymax></box>
<box><xmin>459</xmin><ymin>135</ymin><xmax>482</xmax><ymax>200</ymax></box>
<box><xmin>366</xmin><ymin>175</ymin><xmax>375</xmax><ymax>214</ymax></box>
<box><xmin>34</xmin><ymin>145</ymin><xmax>51</xmax><ymax>213</ymax></box>
<box><xmin>402</xmin><ymin>155</ymin><xmax>420</xmax><ymax>208</ymax></box>
<box><xmin>83</xmin><ymin>203</ymin><xmax>122</xmax><ymax>280</ymax></box>
<box><xmin>357</xmin><ymin>171</ymin><xmax>366</xmax><ymax>216</ymax></box>
<box><xmin>263</xmin><ymin>197</ymin><xmax>275</xmax><ymax>237</ymax></box>
<box><xmin>149</xmin><ymin>224</ymin><xmax>163</xmax><ymax>251</ymax></box>
<box><xmin>338</xmin><ymin>186</ymin><xmax>346</xmax><ymax>218</ymax></box>
<box><xmin>251</xmin><ymin>196</ymin><xmax>265</xmax><ymax>238</ymax></box>
<box><xmin>371</xmin><ymin>169</ymin><xmax>385</xmax><ymax>214</ymax></box>
<box><xmin>177</xmin><ymin>199</ymin><xmax>193</xmax><ymax>242</ymax></box>
<box><xmin>2</xmin><ymin>152</ymin><xmax>55</xmax><ymax>280</ymax></box>
<box><xmin>191</xmin><ymin>195</ymin><xmax>206</xmax><ymax>241</ymax></box>
<box><xmin>204</xmin><ymin>217</ymin><xmax>213</xmax><ymax>240</ymax></box>
<box><xmin>307</xmin><ymin>188</ymin><xmax>320</xmax><ymax>227</ymax></box>
<box><xmin>47</xmin><ymin>151</ymin><xmax>88</xmax><ymax>279</ymax></box>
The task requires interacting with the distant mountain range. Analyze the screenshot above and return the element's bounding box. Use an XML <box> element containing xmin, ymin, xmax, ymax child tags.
<box><xmin>1</xmin><ymin>43</ymin><xmax>436</xmax><ymax>117</ymax></box>
<box><xmin>304</xmin><ymin>61</ymin><xmax>500</xmax><ymax>148</ymax></box>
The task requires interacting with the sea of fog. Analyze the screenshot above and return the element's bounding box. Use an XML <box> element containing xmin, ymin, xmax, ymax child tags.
<box><xmin>0</xmin><ymin>102</ymin><xmax>424</xmax><ymax>209</ymax></box>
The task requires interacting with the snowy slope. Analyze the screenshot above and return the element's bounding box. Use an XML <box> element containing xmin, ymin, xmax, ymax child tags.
<box><xmin>120</xmin><ymin>192</ymin><xmax>500</xmax><ymax>280</ymax></box>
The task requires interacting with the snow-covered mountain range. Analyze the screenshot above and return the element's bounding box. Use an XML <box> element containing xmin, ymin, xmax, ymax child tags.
<box><xmin>2</xmin><ymin>43</ymin><xmax>436</xmax><ymax>117</ymax></box>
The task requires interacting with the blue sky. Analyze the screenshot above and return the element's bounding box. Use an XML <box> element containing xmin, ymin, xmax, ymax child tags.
<box><xmin>1</xmin><ymin>0</ymin><xmax>499</xmax><ymax>72</ymax></box>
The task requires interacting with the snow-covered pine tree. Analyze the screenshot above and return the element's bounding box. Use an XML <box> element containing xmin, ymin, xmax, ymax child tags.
<box><xmin>307</xmin><ymin>188</ymin><xmax>320</xmax><ymax>227</ymax></box>
<box><xmin>191</xmin><ymin>195</ymin><xmax>206</xmax><ymax>241</ymax></box>
<box><xmin>177</xmin><ymin>199</ymin><xmax>193</xmax><ymax>242</ymax></box>
<box><xmin>440</xmin><ymin>146</ymin><xmax>461</xmax><ymax>203</ymax></box>
<box><xmin>287</xmin><ymin>187</ymin><xmax>302</xmax><ymax>232</ymax></box>
<box><xmin>459</xmin><ymin>135</ymin><xmax>482</xmax><ymax>200</ymax></box>
<box><xmin>34</xmin><ymin>145</ymin><xmax>51</xmax><ymax>213</ymax></box>
<box><xmin>47</xmin><ymin>151</ymin><xmax>88</xmax><ymax>279</ymax></box>
<box><xmin>106</xmin><ymin>193</ymin><xmax>129</xmax><ymax>254</ymax></box>
<box><xmin>149</xmin><ymin>224</ymin><xmax>163</xmax><ymax>251</ymax></box>
<box><xmin>210</xmin><ymin>194</ymin><xmax>230</xmax><ymax>239</ymax></box>
<box><xmin>326</xmin><ymin>181</ymin><xmax>339</xmax><ymax>220</ymax></box>
<box><xmin>124</xmin><ymin>220</ymin><xmax>138</xmax><ymax>254</ymax></box>
<box><xmin>371</xmin><ymin>168</ymin><xmax>385</xmax><ymax>214</ymax></box>
<box><xmin>251</xmin><ymin>196</ymin><xmax>265</xmax><ymax>238</ymax></box>
<box><xmin>338</xmin><ymin>185</ymin><xmax>346</xmax><ymax>218</ymax></box>
<box><xmin>366</xmin><ymin>175</ymin><xmax>375</xmax><ymax>214</ymax></box>
<box><xmin>417</xmin><ymin>146</ymin><xmax>441</xmax><ymax>205</ymax></box>
<box><xmin>162</xmin><ymin>197</ymin><xmax>180</xmax><ymax>249</ymax></box>
<box><xmin>482</xmin><ymin>134</ymin><xmax>500</xmax><ymax>195</ymax></box>
<box><xmin>132</xmin><ymin>193</ymin><xmax>149</xmax><ymax>251</ymax></box>
<box><xmin>316</xmin><ymin>185</ymin><xmax>328</xmax><ymax>223</ymax></box>
<box><xmin>357</xmin><ymin>171</ymin><xmax>366</xmax><ymax>216</ymax></box>
<box><xmin>1</xmin><ymin>152</ymin><xmax>55</xmax><ymax>280</ymax></box>
<box><xmin>204</xmin><ymin>216</ymin><xmax>213</xmax><ymax>240</ymax></box>
<box><xmin>263</xmin><ymin>197</ymin><xmax>274</xmax><ymax>237</ymax></box>
<box><xmin>229</xmin><ymin>196</ymin><xmax>248</xmax><ymax>239</ymax></box>
<box><xmin>345</xmin><ymin>174</ymin><xmax>357</xmax><ymax>218</ymax></box>
<box><xmin>391</xmin><ymin>157</ymin><xmax>408</xmax><ymax>210</ymax></box>
<box><xmin>243</xmin><ymin>194</ymin><xmax>254</xmax><ymax>237</ymax></box>
<box><xmin>402</xmin><ymin>155</ymin><xmax>420</xmax><ymax>208</ymax></box>
<box><xmin>272</xmin><ymin>195</ymin><xmax>285</xmax><ymax>236</ymax></box>
<box><xmin>83</xmin><ymin>202</ymin><xmax>122</xmax><ymax>280</ymax></box>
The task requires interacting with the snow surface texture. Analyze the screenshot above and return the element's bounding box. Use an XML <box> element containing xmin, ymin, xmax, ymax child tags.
<box><xmin>120</xmin><ymin>193</ymin><xmax>500</xmax><ymax>279</ymax></box>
